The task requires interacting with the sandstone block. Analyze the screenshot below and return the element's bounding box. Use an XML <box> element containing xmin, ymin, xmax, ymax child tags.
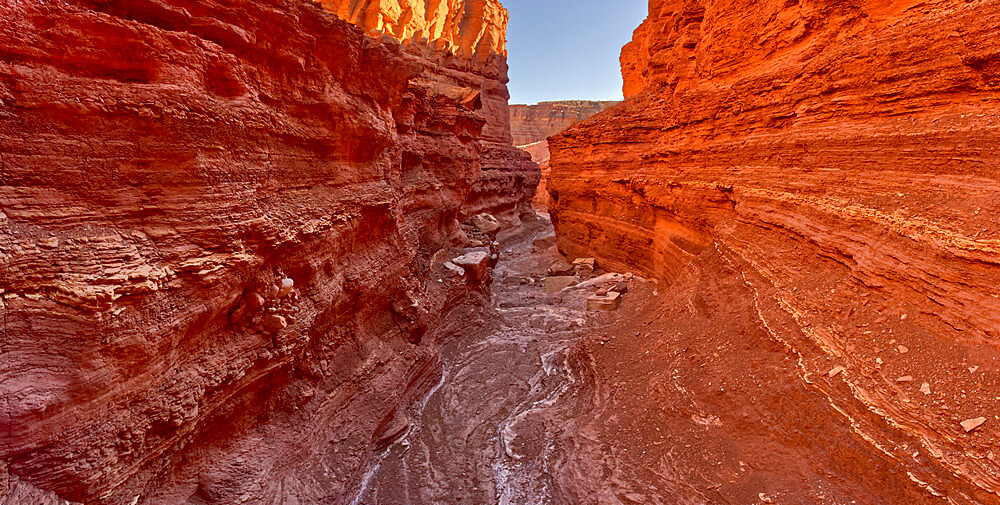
<box><xmin>468</xmin><ymin>213</ymin><xmax>501</xmax><ymax>234</ymax></box>
<box><xmin>262</xmin><ymin>314</ymin><xmax>287</xmax><ymax>332</ymax></box>
<box><xmin>452</xmin><ymin>251</ymin><xmax>489</xmax><ymax>282</ymax></box>
<box><xmin>587</xmin><ymin>291</ymin><xmax>622</xmax><ymax>311</ymax></box>
<box><xmin>543</xmin><ymin>276</ymin><xmax>578</xmax><ymax>293</ymax></box>
<box><xmin>548</xmin><ymin>260</ymin><xmax>574</xmax><ymax>276</ymax></box>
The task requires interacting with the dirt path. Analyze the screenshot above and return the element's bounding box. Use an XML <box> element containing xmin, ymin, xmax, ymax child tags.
<box><xmin>353</xmin><ymin>217</ymin><xmax>977</xmax><ymax>505</ymax></box>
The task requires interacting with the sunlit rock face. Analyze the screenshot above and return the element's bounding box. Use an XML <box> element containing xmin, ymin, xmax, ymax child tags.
<box><xmin>323</xmin><ymin>0</ymin><xmax>539</xmax><ymax>222</ymax></box>
<box><xmin>551</xmin><ymin>0</ymin><xmax>1000</xmax><ymax>501</ymax></box>
<box><xmin>0</xmin><ymin>0</ymin><xmax>523</xmax><ymax>503</ymax></box>
<box><xmin>509</xmin><ymin>100</ymin><xmax>620</xmax><ymax>147</ymax></box>
<box><xmin>509</xmin><ymin>100</ymin><xmax>620</xmax><ymax>209</ymax></box>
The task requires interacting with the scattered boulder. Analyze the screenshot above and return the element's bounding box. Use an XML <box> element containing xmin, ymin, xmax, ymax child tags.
<box><xmin>587</xmin><ymin>291</ymin><xmax>622</xmax><ymax>311</ymax></box>
<box><xmin>278</xmin><ymin>277</ymin><xmax>294</xmax><ymax>297</ymax></box>
<box><xmin>262</xmin><ymin>314</ymin><xmax>288</xmax><ymax>332</ymax></box>
<box><xmin>543</xmin><ymin>276</ymin><xmax>578</xmax><ymax>293</ymax></box>
<box><xmin>452</xmin><ymin>251</ymin><xmax>490</xmax><ymax>282</ymax></box>
<box><xmin>548</xmin><ymin>259</ymin><xmax>574</xmax><ymax>276</ymax></box>
<box><xmin>468</xmin><ymin>213</ymin><xmax>501</xmax><ymax>234</ymax></box>
<box><xmin>443</xmin><ymin>261</ymin><xmax>465</xmax><ymax>278</ymax></box>
<box><xmin>961</xmin><ymin>417</ymin><xmax>987</xmax><ymax>433</ymax></box>
<box><xmin>573</xmin><ymin>257</ymin><xmax>596</xmax><ymax>274</ymax></box>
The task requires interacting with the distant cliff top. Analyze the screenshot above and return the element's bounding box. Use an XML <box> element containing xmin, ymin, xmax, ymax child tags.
<box><xmin>509</xmin><ymin>100</ymin><xmax>620</xmax><ymax>146</ymax></box>
<box><xmin>321</xmin><ymin>0</ymin><xmax>509</xmax><ymax>60</ymax></box>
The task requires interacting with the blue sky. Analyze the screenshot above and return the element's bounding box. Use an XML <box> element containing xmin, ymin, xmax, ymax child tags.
<box><xmin>503</xmin><ymin>0</ymin><xmax>649</xmax><ymax>105</ymax></box>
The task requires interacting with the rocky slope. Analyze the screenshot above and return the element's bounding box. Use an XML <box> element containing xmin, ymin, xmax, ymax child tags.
<box><xmin>0</xmin><ymin>0</ymin><xmax>531</xmax><ymax>503</ymax></box>
<box><xmin>550</xmin><ymin>0</ymin><xmax>1000</xmax><ymax>502</ymax></box>
<box><xmin>509</xmin><ymin>100</ymin><xmax>620</xmax><ymax>147</ymax></box>
<box><xmin>323</xmin><ymin>0</ymin><xmax>539</xmax><ymax>224</ymax></box>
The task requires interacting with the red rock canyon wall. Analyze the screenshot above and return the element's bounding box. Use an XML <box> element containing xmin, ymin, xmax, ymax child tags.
<box><xmin>509</xmin><ymin>100</ymin><xmax>619</xmax><ymax>209</ymax></box>
<box><xmin>550</xmin><ymin>0</ymin><xmax>1000</xmax><ymax>501</ymax></box>
<box><xmin>509</xmin><ymin>100</ymin><xmax>620</xmax><ymax>147</ymax></box>
<box><xmin>323</xmin><ymin>0</ymin><xmax>539</xmax><ymax>223</ymax></box>
<box><xmin>0</xmin><ymin>0</ymin><xmax>527</xmax><ymax>503</ymax></box>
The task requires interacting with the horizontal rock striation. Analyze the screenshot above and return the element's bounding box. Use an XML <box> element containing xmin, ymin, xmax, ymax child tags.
<box><xmin>323</xmin><ymin>0</ymin><xmax>539</xmax><ymax>223</ymax></box>
<box><xmin>509</xmin><ymin>101</ymin><xmax>619</xmax><ymax>209</ymax></box>
<box><xmin>551</xmin><ymin>0</ymin><xmax>1000</xmax><ymax>501</ymax></box>
<box><xmin>0</xmin><ymin>0</ymin><xmax>515</xmax><ymax>503</ymax></box>
<box><xmin>509</xmin><ymin>100</ymin><xmax>620</xmax><ymax>147</ymax></box>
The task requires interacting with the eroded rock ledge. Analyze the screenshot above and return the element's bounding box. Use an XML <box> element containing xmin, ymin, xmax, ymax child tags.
<box><xmin>550</xmin><ymin>0</ymin><xmax>1000</xmax><ymax>501</ymax></box>
<box><xmin>0</xmin><ymin>0</ymin><xmax>528</xmax><ymax>503</ymax></box>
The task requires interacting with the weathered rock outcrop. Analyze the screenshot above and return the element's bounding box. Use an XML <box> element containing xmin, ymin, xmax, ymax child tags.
<box><xmin>0</xmin><ymin>0</ymin><xmax>525</xmax><ymax>503</ymax></box>
<box><xmin>551</xmin><ymin>0</ymin><xmax>1000</xmax><ymax>501</ymax></box>
<box><xmin>509</xmin><ymin>100</ymin><xmax>620</xmax><ymax>146</ymax></box>
<box><xmin>323</xmin><ymin>0</ymin><xmax>539</xmax><ymax>223</ymax></box>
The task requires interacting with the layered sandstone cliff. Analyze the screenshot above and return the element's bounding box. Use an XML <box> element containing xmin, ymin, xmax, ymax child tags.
<box><xmin>509</xmin><ymin>100</ymin><xmax>619</xmax><ymax>209</ymax></box>
<box><xmin>551</xmin><ymin>0</ymin><xmax>1000</xmax><ymax>501</ymax></box>
<box><xmin>0</xmin><ymin>0</ymin><xmax>520</xmax><ymax>503</ymax></box>
<box><xmin>509</xmin><ymin>100</ymin><xmax>620</xmax><ymax>146</ymax></box>
<box><xmin>323</xmin><ymin>0</ymin><xmax>539</xmax><ymax>223</ymax></box>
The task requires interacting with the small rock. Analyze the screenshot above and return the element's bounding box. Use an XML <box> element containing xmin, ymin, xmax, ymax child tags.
<box><xmin>759</xmin><ymin>493</ymin><xmax>774</xmax><ymax>504</ymax></box>
<box><xmin>268</xmin><ymin>284</ymin><xmax>280</xmax><ymax>298</ymax></box>
<box><xmin>548</xmin><ymin>260</ymin><xmax>574</xmax><ymax>276</ymax></box>
<box><xmin>468</xmin><ymin>213</ymin><xmax>501</xmax><ymax>234</ymax></box>
<box><xmin>876</xmin><ymin>357</ymin><xmax>884</xmax><ymax>366</ymax></box>
<box><xmin>262</xmin><ymin>314</ymin><xmax>287</xmax><ymax>332</ymax></box>
<box><xmin>828</xmin><ymin>366</ymin><xmax>846</xmax><ymax>377</ymax></box>
<box><xmin>896</xmin><ymin>376</ymin><xmax>914</xmax><ymax>383</ymax></box>
<box><xmin>920</xmin><ymin>383</ymin><xmax>931</xmax><ymax>395</ymax></box>
<box><xmin>961</xmin><ymin>417</ymin><xmax>987</xmax><ymax>433</ymax></box>
<box><xmin>897</xmin><ymin>345</ymin><xmax>909</xmax><ymax>354</ymax></box>
<box><xmin>543</xmin><ymin>276</ymin><xmax>578</xmax><ymax>293</ymax></box>
<box><xmin>614</xmin><ymin>281</ymin><xmax>629</xmax><ymax>294</ymax></box>
<box><xmin>277</xmin><ymin>277</ymin><xmax>294</xmax><ymax>297</ymax></box>
<box><xmin>572</xmin><ymin>257</ymin><xmax>596</xmax><ymax>271</ymax></box>
<box><xmin>38</xmin><ymin>236</ymin><xmax>59</xmax><ymax>249</ymax></box>
<box><xmin>587</xmin><ymin>291</ymin><xmax>622</xmax><ymax>311</ymax></box>
<box><xmin>452</xmin><ymin>251</ymin><xmax>490</xmax><ymax>282</ymax></box>
<box><xmin>624</xmin><ymin>272</ymin><xmax>634</xmax><ymax>280</ymax></box>
<box><xmin>969</xmin><ymin>366</ymin><xmax>980</xmax><ymax>373</ymax></box>
<box><xmin>443</xmin><ymin>261</ymin><xmax>465</xmax><ymax>278</ymax></box>
<box><xmin>596</xmin><ymin>287</ymin><xmax>608</xmax><ymax>296</ymax></box>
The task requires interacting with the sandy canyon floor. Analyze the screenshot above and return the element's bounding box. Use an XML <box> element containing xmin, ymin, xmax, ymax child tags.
<box><xmin>347</xmin><ymin>216</ymin><xmax>964</xmax><ymax>505</ymax></box>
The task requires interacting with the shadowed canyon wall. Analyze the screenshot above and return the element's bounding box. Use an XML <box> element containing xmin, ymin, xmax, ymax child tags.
<box><xmin>323</xmin><ymin>0</ymin><xmax>539</xmax><ymax>223</ymax></box>
<box><xmin>550</xmin><ymin>0</ymin><xmax>1000</xmax><ymax>501</ymax></box>
<box><xmin>0</xmin><ymin>0</ymin><xmax>531</xmax><ymax>503</ymax></box>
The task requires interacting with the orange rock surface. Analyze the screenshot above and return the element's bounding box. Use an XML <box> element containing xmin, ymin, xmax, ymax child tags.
<box><xmin>510</xmin><ymin>101</ymin><xmax>619</xmax><ymax>210</ymax></box>
<box><xmin>323</xmin><ymin>0</ymin><xmax>539</xmax><ymax>222</ymax></box>
<box><xmin>551</xmin><ymin>0</ymin><xmax>1000</xmax><ymax>501</ymax></box>
<box><xmin>0</xmin><ymin>0</ymin><xmax>528</xmax><ymax>503</ymax></box>
<box><xmin>509</xmin><ymin>100</ymin><xmax>620</xmax><ymax>146</ymax></box>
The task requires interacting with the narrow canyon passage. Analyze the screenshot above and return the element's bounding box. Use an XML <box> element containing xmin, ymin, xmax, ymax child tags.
<box><xmin>4</xmin><ymin>0</ymin><xmax>1000</xmax><ymax>503</ymax></box>
<box><xmin>352</xmin><ymin>217</ymin><xmax>982</xmax><ymax>505</ymax></box>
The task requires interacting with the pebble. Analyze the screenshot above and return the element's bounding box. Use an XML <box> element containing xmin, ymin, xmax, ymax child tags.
<box><xmin>920</xmin><ymin>383</ymin><xmax>931</xmax><ymax>395</ymax></box>
<box><xmin>961</xmin><ymin>417</ymin><xmax>987</xmax><ymax>433</ymax></box>
<box><xmin>897</xmin><ymin>345</ymin><xmax>909</xmax><ymax>354</ymax></box>
<box><xmin>828</xmin><ymin>366</ymin><xmax>846</xmax><ymax>378</ymax></box>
